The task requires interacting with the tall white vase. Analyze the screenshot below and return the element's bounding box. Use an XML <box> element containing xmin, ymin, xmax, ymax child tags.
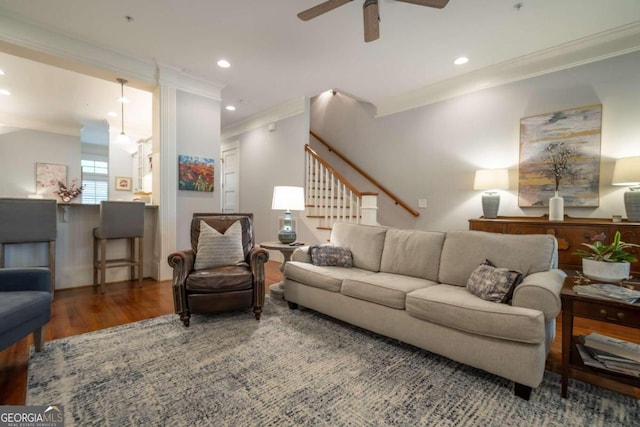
<box><xmin>549</xmin><ymin>191</ymin><xmax>564</xmax><ymax>221</ymax></box>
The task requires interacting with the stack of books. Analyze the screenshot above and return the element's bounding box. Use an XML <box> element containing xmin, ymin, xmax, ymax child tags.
<box><xmin>572</xmin><ymin>283</ymin><xmax>640</xmax><ymax>304</ymax></box>
<box><xmin>577</xmin><ymin>333</ymin><xmax>640</xmax><ymax>377</ymax></box>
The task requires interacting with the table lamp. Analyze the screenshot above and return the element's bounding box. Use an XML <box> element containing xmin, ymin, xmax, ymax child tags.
<box><xmin>272</xmin><ymin>186</ymin><xmax>305</xmax><ymax>243</ymax></box>
<box><xmin>612</xmin><ymin>156</ymin><xmax>640</xmax><ymax>222</ymax></box>
<box><xmin>473</xmin><ymin>169</ymin><xmax>509</xmax><ymax>219</ymax></box>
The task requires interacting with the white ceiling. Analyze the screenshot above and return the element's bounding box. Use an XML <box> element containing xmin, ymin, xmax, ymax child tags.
<box><xmin>0</xmin><ymin>0</ymin><xmax>639</xmax><ymax>135</ymax></box>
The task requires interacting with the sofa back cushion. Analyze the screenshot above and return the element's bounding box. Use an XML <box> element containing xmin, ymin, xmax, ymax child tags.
<box><xmin>330</xmin><ymin>222</ymin><xmax>388</xmax><ymax>272</ymax></box>
<box><xmin>380</xmin><ymin>229</ymin><xmax>445</xmax><ymax>281</ymax></box>
<box><xmin>438</xmin><ymin>231</ymin><xmax>557</xmax><ymax>287</ymax></box>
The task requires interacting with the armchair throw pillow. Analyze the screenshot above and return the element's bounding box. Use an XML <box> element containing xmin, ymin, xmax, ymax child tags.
<box><xmin>194</xmin><ymin>220</ymin><xmax>245</xmax><ymax>270</ymax></box>
<box><xmin>466</xmin><ymin>259</ymin><xmax>523</xmax><ymax>303</ymax></box>
<box><xmin>309</xmin><ymin>244</ymin><xmax>353</xmax><ymax>268</ymax></box>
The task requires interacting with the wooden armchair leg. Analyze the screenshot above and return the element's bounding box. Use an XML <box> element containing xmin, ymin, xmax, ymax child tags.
<box><xmin>180</xmin><ymin>312</ymin><xmax>191</xmax><ymax>327</ymax></box>
<box><xmin>253</xmin><ymin>306</ymin><xmax>262</xmax><ymax>321</ymax></box>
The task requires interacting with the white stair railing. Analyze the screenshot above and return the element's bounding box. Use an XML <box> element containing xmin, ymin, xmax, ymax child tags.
<box><xmin>305</xmin><ymin>145</ymin><xmax>377</xmax><ymax>229</ymax></box>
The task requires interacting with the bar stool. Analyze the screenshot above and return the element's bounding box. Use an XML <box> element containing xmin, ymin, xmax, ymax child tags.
<box><xmin>93</xmin><ymin>201</ymin><xmax>145</xmax><ymax>293</ymax></box>
<box><xmin>0</xmin><ymin>198</ymin><xmax>57</xmax><ymax>297</ymax></box>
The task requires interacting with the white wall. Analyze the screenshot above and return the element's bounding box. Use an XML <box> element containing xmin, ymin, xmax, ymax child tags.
<box><xmin>175</xmin><ymin>90</ymin><xmax>221</xmax><ymax>250</ymax></box>
<box><xmin>310</xmin><ymin>51</ymin><xmax>640</xmax><ymax>232</ymax></box>
<box><xmin>0</xmin><ymin>128</ymin><xmax>81</xmax><ymax>198</ymax></box>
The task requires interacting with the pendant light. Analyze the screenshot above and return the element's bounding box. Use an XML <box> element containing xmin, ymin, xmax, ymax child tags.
<box><xmin>116</xmin><ymin>78</ymin><xmax>130</xmax><ymax>144</ymax></box>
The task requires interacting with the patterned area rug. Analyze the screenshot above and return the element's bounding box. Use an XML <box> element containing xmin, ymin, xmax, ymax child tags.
<box><xmin>28</xmin><ymin>297</ymin><xmax>638</xmax><ymax>426</ymax></box>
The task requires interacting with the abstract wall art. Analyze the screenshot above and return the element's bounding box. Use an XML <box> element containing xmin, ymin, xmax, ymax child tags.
<box><xmin>178</xmin><ymin>155</ymin><xmax>214</xmax><ymax>192</ymax></box>
<box><xmin>518</xmin><ymin>104</ymin><xmax>602</xmax><ymax>207</ymax></box>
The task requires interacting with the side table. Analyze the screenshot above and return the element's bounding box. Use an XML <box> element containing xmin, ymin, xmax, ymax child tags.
<box><xmin>560</xmin><ymin>276</ymin><xmax>640</xmax><ymax>398</ymax></box>
<box><xmin>259</xmin><ymin>241</ymin><xmax>299</xmax><ymax>299</ymax></box>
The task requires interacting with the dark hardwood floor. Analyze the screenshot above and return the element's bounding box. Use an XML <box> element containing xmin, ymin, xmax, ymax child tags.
<box><xmin>1</xmin><ymin>260</ymin><xmax>638</xmax><ymax>404</ymax></box>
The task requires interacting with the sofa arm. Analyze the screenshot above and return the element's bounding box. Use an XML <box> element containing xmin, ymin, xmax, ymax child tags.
<box><xmin>291</xmin><ymin>246</ymin><xmax>312</xmax><ymax>263</ymax></box>
<box><xmin>512</xmin><ymin>269</ymin><xmax>566</xmax><ymax>320</ymax></box>
<box><xmin>0</xmin><ymin>267</ymin><xmax>51</xmax><ymax>293</ymax></box>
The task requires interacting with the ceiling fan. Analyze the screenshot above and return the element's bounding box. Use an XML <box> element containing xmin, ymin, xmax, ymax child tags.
<box><xmin>297</xmin><ymin>0</ymin><xmax>450</xmax><ymax>42</ymax></box>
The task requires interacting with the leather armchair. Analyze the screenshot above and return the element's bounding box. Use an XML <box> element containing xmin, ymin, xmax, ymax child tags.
<box><xmin>0</xmin><ymin>267</ymin><xmax>52</xmax><ymax>352</ymax></box>
<box><xmin>168</xmin><ymin>213</ymin><xmax>269</xmax><ymax>327</ymax></box>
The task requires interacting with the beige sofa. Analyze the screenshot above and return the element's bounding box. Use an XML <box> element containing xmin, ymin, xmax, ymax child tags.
<box><xmin>283</xmin><ymin>222</ymin><xmax>564</xmax><ymax>400</ymax></box>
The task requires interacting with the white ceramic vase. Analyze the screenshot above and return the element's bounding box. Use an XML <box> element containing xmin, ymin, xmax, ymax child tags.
<box><xmin>582</xmin><ymin>258</ymin><xmax>630</xmax><ymax>283</ymax></box>
<box><xmin>549</xmin><ymin>191</ymin><xmax>564</xmax><ymax>221</ymax></box>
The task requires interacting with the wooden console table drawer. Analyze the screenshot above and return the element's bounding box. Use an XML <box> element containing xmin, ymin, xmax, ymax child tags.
<box><xmin>572</xmin><ymin>300</ymin><xmax>640</xmax><ymax>328</ymax></box>
<box><xmin>469</xmin><ymin>215</ymin><xmax>640</xmax><ymax>275</ymax></box>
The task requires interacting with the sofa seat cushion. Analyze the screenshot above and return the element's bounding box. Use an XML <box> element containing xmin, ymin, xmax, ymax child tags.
<box><xmin>342</xmin><ymin>273</ymin><xmax>438</xmax><ymax>309</ymax></box>
<box><xmin>186</xmin><ymin>265</ymin><xmax>253</xmax><ymax>293</ymax></box>
<box><xmin>284</xmin><ymin>261</ymin><xmax>375</xmax><ymax>292</ymax></box>
<box><xmin>406</xmin><ymin>285</ymin><xmax>545</xmax><ymax>344</ymax></box>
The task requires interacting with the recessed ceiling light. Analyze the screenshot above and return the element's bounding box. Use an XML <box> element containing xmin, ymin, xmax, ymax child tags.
<box><xmin>118</xmin><ymin>96</ymin><xmax>130</xmax><ymax>104</ymax></box>
<box><xmin>107</xmin><ymin>111</ymin><xmax>118</xmax><ymax>117</ymax></box>
<box><xmin>0</xmin><ymin>69</ymin><xmax>5</xmax><ymax>76</ymax></box>
<box><xmin>225</xmin><ymin>105</ymin><xmax>236</xmax><ymax>111</ymax></box>
<box><xmin>0</xmin><ymin>89</ymin><xmax>10</xmax><ymax>96</ymax></box>
<box><xmin>454</xmin><ymin>56</ymin><xmax>469</xmax><ymax>65</ymax></box>
<box><xmin>217</xmin><ymin>59</ymin><xmax>231</xmax><ymax>68</ymax></box>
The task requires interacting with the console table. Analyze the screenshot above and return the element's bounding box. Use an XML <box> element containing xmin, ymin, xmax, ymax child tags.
<box><xmin>468</xmin><ymin>215</ymin><xmax>640</xmax><ymax>276</ymax></box>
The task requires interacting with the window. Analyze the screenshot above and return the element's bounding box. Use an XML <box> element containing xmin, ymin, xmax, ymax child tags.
<box><xmin>81</xmin><ymin>158</ymin><xmax>108</xmax><ymax>204</ymax></box>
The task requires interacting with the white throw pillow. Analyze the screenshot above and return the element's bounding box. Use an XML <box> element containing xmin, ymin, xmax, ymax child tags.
<box><xmin>194</xmin><ymin>220</ymin><xmax>245</xmax><ymax>270</ymax></box>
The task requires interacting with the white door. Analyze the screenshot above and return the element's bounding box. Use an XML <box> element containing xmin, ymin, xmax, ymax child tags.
<box><xmin>221</xmin><ymin>141</ymin><xmax>240</xmax><ymax>213</ymax></box>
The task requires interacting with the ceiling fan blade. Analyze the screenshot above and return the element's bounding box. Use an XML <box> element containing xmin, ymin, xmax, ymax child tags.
<box><xmin>395</xmin><ymin>0</ymin><xmax>449</xmax><ymax>8</ymax></box>
<box><xmin>363</xmin><ymin>0</ymin><xmax>380</xmax><ymax>42</ymax></box>
<box><xmin>298</xmin><ymin>0</ymin><xmax>353</xmax><ymax>21</ymax></box>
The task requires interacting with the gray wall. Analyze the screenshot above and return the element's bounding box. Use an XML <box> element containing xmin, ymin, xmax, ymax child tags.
<box><xmin>0</xmin><ymin>128</ymin><xmax>81</xmax><ymax>197</ymax></box>
<box><xmin>175</xmin><ymin>90</ymin><xmax>221</xmax><ymax>250</ymax></box>
<box><xmin>310</xmin><ymin>51</ymin><xmax>640</xmax><ymax>231</ymax></box>
<box><xmin>224</xmin><ymin>112</ymin><xmax>312</xmax><ymax>253</ymax></box>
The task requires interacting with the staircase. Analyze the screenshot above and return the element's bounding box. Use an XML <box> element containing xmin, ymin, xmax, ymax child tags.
<box><xmin>301</xmin><ymin>132</ymin><xmax>419</xmax><ymax>243</ymax></box>
<box><xmin>303</xmin><ymin>145</ymin><xmax>378</xmax><ymax>241</ymax></box>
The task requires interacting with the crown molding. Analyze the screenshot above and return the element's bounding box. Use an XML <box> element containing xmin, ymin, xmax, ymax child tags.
<box><xmin>0</xmin><ymin>112</ymin><xmax>80</xmax><ymax>136</ymax></box>
<box><xmin>0</xmin><ymin>13</ymin><xmax>224</xmax><ymax>97</ymax></box>
<box><xmin>221</xmin><ymin>97</ymin><xmax>307</xmax><ymax>140</ymax></box>
<box><xmin>375</xmin><ymin>22</ymin><xmax>640</xmax><ymax>118</ymax></box>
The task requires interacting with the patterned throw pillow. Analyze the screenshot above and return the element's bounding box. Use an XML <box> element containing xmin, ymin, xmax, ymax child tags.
<box><xmin>309</xmin><ymin>244</ymin><xmax>353</xmax><ymax>268</ymax></box>
<box><xmin>466</xmin><ymin>259</ymin><xmax>523</xmax><ymax>303</ymax></box>
<box><xmin>194</xmin><ymin>220</ymin><xmax>245</xmax><ymax>270</ymax></box>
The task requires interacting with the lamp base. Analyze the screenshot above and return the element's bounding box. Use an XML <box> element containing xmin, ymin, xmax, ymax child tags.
<box><xmin>277</xmin><ymin>210</ymin><xmax>297</xmax><ymax>244</ymax></box>
<box><xmin>624</xmin><ymin>189</ymin><xmax>640</xmax><ymax>222</ymax></box>
<box><xmin>481</xmin><ymin>193</ymin><xmax>500</xmax><ymax>219</ymax></box>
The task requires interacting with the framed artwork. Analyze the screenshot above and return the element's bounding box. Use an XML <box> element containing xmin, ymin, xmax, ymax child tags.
<box><xmin>178</xmin><ymin>155</ymin><xmax>214</xmax><ymax>192</ymax></box>
<box><xmin>36</xmin><ymin>162</ymin><xmax>67</xmax><ymax>198</ymax></box>
<box><xmin>518</xmin><ymin>104</ymin><xmax>602</xmax><ymax>207</ymax></box>
<box><xmin>115</xmin><ymin>176</ymin><xmax>132</xmax><ymax>191</ymax></box>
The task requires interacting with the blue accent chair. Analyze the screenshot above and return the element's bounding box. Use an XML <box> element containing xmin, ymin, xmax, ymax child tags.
<box><xmin>0</xmin><ymin>268</ymin><xmax>52</xmax><ymax>352</ymax></box>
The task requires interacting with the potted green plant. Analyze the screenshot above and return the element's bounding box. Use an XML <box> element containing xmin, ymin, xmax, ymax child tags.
<box><xmin>574</xmin><ymin>231</ymin><xmax>639</xmax><ymax>282</ymax></box>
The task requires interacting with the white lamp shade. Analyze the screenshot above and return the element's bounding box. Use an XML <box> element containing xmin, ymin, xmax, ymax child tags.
<box><xmin>612</xmin><ymin>156</ymin><xmax>640</xmax><ymax>186</ymax></box>
<box><xmin>116</xmin><ymin>132</ymin><xmax>131</xmax><ymax>145</ymax></box>
<box><xmin>473</xmin><ymin>169</ymin><xmax>509</xmax><ymax>191</ymax></box>
<box><xmin>272</xmin><ymin>186</ymin><xmax>305</xmax><ymax>211</ymax></box>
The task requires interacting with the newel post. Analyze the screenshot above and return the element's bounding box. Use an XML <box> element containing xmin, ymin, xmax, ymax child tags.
<box><xmin>360</xmin><ymin>192</ymin><xmax>379</xmax><ymax>225</ymax></box>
